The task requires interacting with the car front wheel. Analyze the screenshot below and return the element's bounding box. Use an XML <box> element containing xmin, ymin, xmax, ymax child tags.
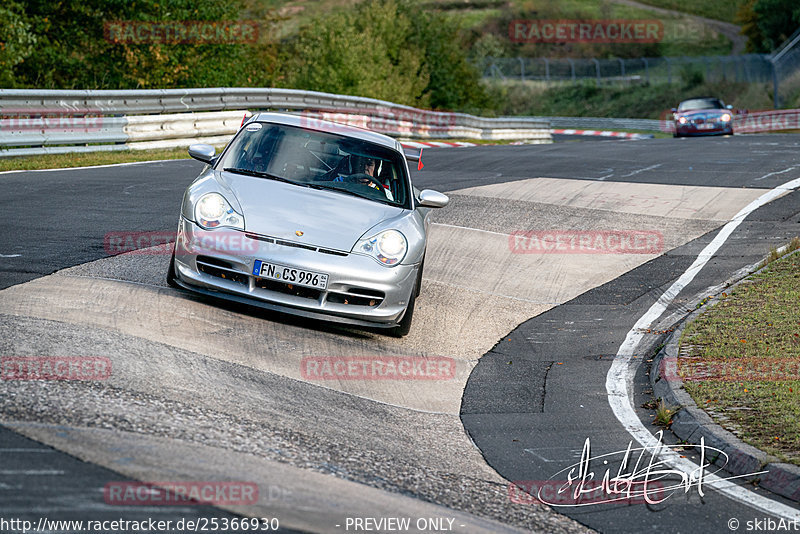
<box><xmin>389</xmin><ymin>285</ymin><xmax>416</xmax><ymax>338</ymax></box>
<box><xmin>167</xmin><ymin>251</ymin><xmax>179</xmax><ymax>288</ymax></box>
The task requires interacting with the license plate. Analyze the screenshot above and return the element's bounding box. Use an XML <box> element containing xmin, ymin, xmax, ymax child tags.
<box><xmin>252</xmin><ymin>260</ymin><xmax>328</xmax><ymax>290</ymax></box>
<box><xmin>698</xmin><ymin>123</ymin><xmax>715</xmax><ymax>130</ymax></box>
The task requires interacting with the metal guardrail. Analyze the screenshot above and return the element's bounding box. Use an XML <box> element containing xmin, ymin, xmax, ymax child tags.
<box><xmin>544</xmin><ymin>116</ymin><xmax>662</xmax><ymax>131</ymax></box>
<box><xmin>4</xmin><ymin>87</ymin><xmax>796</xmax><ymax>158</ymax></box>
<box><xmin>0</xmin><ymin>87</ymin><xmax>555</xmax><ymax>125</ymax></box>
<box><xmin>0</xmin><ymin>88</ymin><xmax>554</xmax><ymax>157</ymax></box>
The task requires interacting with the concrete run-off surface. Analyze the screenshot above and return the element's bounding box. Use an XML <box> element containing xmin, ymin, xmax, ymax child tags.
<box><xmin>0</xmin><ymin>155</ymin><xmax>778</xmax><ymax>531</ymax></box>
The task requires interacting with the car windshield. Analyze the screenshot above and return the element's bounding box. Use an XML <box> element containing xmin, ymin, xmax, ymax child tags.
<box><xmin>215</xmin><ymin>122</ymin><xmax>411</xmax><ymax>209</ymax></box>
<box><xmin>678</xmin><ymin>98</ymin><xmax>725</xmax><ymax>112</ymax></box>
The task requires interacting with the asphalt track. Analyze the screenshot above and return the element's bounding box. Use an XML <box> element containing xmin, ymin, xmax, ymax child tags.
<box><xmin>1</xmin><ymin>134</ymin><xmax>800</xmax><ymax>533</ymax></box>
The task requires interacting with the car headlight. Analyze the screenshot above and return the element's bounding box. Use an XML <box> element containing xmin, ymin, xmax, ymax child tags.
<box><xmin>353</xmin><ymin>230</ymin><xmax>408</xmax><ymax>266</ymax></box>
<box><xmin>195</xmin><ymin>193</ymin><xmax>244</xmax><ymax>230</ymax></box>
<box><xmin>677</xmin><ymin>116</ymin><xmax>688</xmax><ymax>124</ymax></box>
<box><xmin>721</xmin><ymin>113</ymin><xmax>732</xmax><ymax>122</ymax></box>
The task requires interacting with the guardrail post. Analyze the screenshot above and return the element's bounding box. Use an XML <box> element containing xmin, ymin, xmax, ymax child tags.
<box><xmin>643</xmin><ymin>58</ymin><xmax>649</xmax><ymax>84</ymax></box>
<box><xmin>618</xmin><ymin>58</ymin><xmax>625</xmax><ymax>83</ymax></box>
<box><xmin>592</xmin><ymin>58</ymin><xmax>601</xmax><ymax>84</ymax></box>
<box><xmin>543</xmin><ymin>58</ymin><xmax>550</xmax><ymax>81</ymax></box>
<box><xmin>518</xmin><ymin>57</ymin><xmax>525</xmax><ymax>81</ymax></box>
<box><xmin>567</xmin><ymin>58</ymin><xmax>576</xmax><ymax>82</ymax></box>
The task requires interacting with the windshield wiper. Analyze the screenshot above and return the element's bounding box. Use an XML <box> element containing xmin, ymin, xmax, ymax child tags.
<box><xmin>310</xmin><ymin>182</ymin><xmax>398</xmax><ymax>205</ymax></box>
<box><xmin>223</xmin><ymin>167</ymin><xmax>297</xmax><ymax>185</ymax></box>
<box><xmin>309</xmin><ymin>182</ymin><xmax>374</xmax><ymax>200</ymax></box>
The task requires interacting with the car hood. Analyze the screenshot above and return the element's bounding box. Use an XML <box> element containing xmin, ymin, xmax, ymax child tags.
<box><xmin>220</xmin><ymin>171</ymin><xmax>404</xmax><ymax>252</ymax></box>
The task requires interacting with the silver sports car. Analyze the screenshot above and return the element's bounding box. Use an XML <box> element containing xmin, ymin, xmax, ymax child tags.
<box><xmin>167</xmin><ymin>112</ymin><xmax>449</xmax><ymax>336</ymax></box>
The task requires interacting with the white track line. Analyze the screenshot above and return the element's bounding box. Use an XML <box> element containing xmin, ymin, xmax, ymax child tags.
<box><xmin>0</xmin><ymin>159</ymin><xmax>185</xmax><ymax>175</ymax></box>
<box><xmin>753</xmin><ymin>165</ymin><xmax>798</xmax><ymax>182</ymax></box>
<box><xmin>621</xmin><ymin>163</ymin><xmax>663</xmax><ymax>178</ymax></box>
<box><xmin>431</xmin><ymin>222</ymin><xmax>514</xmax><ymax>238</ymax></box>
<box><xmin>606</xmin><ymin>174</ymin><xmax>800</xmax><ymax>520</ymax></box>
<box><xmin>0</xmin><ymin>470</ymin><xmax>64</xmax><ymax>475</ymax></box>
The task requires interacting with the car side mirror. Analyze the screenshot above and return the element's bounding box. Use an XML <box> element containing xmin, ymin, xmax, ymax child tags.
<box><xmin>726</xmin><ymin>104</ymin><xmax>733</xmax><ymax>110</ymax></box>
<box><xmin>671</xmin><ymin>108</ymin><xmax>677</xmax><ymax>113</ymax></box>
<box><xmin>188</xmin><ymin>144</ymin><xmax>216</xmax><ymax>164</ymax></box>
<box><xmin>418</xmin><ymin>189</ymin><xmax>449</xmax><ymax>208</ymax></box>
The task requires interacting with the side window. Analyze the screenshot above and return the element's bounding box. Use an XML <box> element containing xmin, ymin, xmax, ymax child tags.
<box><xmin>236</xmin><ymin>133</ymin><xmax>258</xmax><ymax>168</ymax></box>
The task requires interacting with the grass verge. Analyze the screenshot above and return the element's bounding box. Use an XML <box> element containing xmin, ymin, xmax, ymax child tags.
<box><xmin>631</xmin><ymin>0</ymin><xmax>745</xmax><ymax>24</ymax></box>
<box><xmin>0</xmin><ymin>148</ymin><xmax>191</xmax><ymax>173</ymax></box>
<box><xmin>678</xmin><ymin>243</ymin><xmax>800</xmax><ymax>465</ymax></box>
<box><xmin>481</xmin><ymin>78</ymin><xmax>778</xmax><ymax>118</ymax></box>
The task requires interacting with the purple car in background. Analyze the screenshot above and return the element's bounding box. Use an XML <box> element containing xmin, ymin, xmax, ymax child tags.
<box><xmin>672</xmin><ymin>97</ymin><xmax>734</xmax><ymax>137</ymax></box>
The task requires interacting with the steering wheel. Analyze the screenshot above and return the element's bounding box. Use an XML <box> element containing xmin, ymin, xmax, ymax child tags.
<box><xmin>343</xmin><ymin>173</ymin><xmax>384</xmax><ymax>189</ymax></box>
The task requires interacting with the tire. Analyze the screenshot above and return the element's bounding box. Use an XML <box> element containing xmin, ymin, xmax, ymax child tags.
<box><xmin>415</xmin><ymin>257</ymin><xmax>425</xmax><ymax>297</ymax></box>
<box><xmin>166</xmin><ymin>251</ymin><xmax>179</xmax><ymax>288</ymax></box>
<box><xmin>389</xmin><ymin>285</ymin><xmax>416</xmax><ymax>338</ymax></box>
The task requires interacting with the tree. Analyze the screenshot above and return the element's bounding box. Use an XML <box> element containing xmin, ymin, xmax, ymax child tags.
<box><xmin>738</xmin><ymin>0</ymin><xmax>800</xmax><ymax>53</ymax></box>
<box><xmin>412</xmin><ymin>10</ymin><xmax>488</xmax><ymax>111</ymax></box>
<box><xmin>13</xmin><ymin>0</ymin><xmax>277</xmax><ymax>89</ymax></box>
<box><xmin>281</xmin><ymin>1</ymin><xmax>429</xmax><ymax>107</ymax></box>
<box><xmin>280</xmin><ymin>0</ymin><xmax>487</xmax><ymax>111</ymax></box>
<box><xmin>0</xmin><ymin>1</ymin><xmax>36</xmax><ymax>87</ymax></box>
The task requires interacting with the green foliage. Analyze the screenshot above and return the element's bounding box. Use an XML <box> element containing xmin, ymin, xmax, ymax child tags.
<box><xmin>4</xmin><ymin>0</ymin><xmax>485</xmax><ymax>111</ymax></box>
<box><xmin>279</xmin><ymin>0</ymin><xmax>487</xmax><ymax>111</ymax></box>
<box><xmin>737</xmin><ymin>0</ymin><xmax>767</xmax><ymax>53</ymax></box>
<box><xmin>8</xmin><ymin>0</ymin><xmax>277</xmax><ymax>89</ymax></box>
<box><xmin>630</xmin><ymin>0</ymin><xmax>745</xmax><ymax>24</ymax></box>
<box><xmin>753</xmin><ymin>0</ymin><xmax>800</xmax><ymax>50</ymax></box>
<box><xmin>680</xmin><ymin>249</ymin><xmax>800</xmax><ymax>464</ymax></box>
<box><xmin>469</xmin><ymin>33</ymin><xmax>508</xmax><ymax>63</ymax></box>
<box><xmin>679</xmin><ymin>65</ymin><xmax>705</xmax><ymax>89</ymax></box>
<box><xmin>476</xmin><ymin>0</ymin><xmax>729</xmax><ymax>60</ymax></box>
<box><xmin>738</xmin><ymin>0</ymin><xmax>800</xmax><ymax>53</ymax></box>
<box><xmin>413</xmin><ymin>10</ymin><xmax>489</xmax><ymax>110</ymax></box>
<box><xmin>279</xmin><ymin>1</ymin><xmax>429</xmax><ymax>107</ymax></box>
<box><xmin>0</xmin><ymin>1</ymin><xmax>36</xmax><ymax>87</ymax></box>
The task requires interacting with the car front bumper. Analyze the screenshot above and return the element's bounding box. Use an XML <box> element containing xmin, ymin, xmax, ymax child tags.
<box><xmin>172</xmin><ymin>218</ymin><xmax>418</xmax><ymax>326</ymax></box>
<box><xmin>675</xmin><ymin>122</ymin><xmax>733</xmax><ymax>136</ymax></box>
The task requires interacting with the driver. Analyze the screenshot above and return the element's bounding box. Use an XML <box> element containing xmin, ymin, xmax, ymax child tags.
<box><xmin>334</xmin><ymin>157</ymin><xmax>393</xmax><ymax>200</ymax></box>
<box><xmin>355</xmin><ymin>157</ymin><xmax>378</xmax><ymax>188</ymax></box>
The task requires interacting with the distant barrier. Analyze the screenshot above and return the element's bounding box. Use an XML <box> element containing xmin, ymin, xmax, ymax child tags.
<box><xmin>0</xmin><ymin>88</ymin><xmax>552</xmax><ymax>157</ymax></box>
<box><xmin>3</xmin><ymin>88</ymin><xmax>797</xmax><ymax>158</ymax></box>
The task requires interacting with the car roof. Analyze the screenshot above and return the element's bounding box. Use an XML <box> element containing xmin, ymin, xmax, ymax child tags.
<box><xmin>251</xmin><ymin>112</ymin><xmax>400</xmax><ymax>150</ymax></box>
